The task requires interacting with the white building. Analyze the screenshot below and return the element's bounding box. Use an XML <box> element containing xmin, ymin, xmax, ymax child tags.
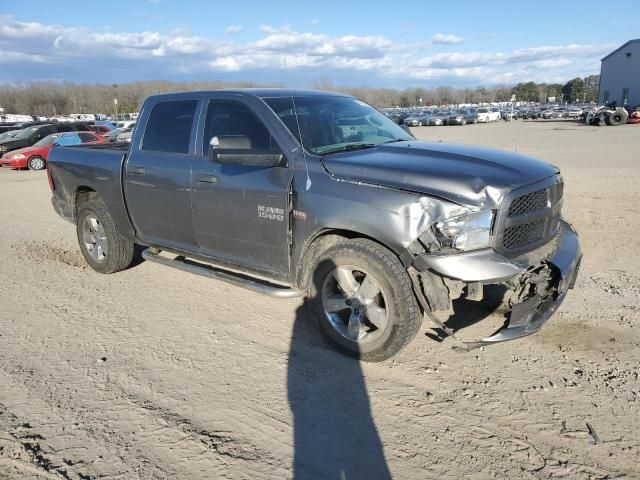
<box><xmin>598</xmin><ymin>39</ymin><xmax>640</xmax><ymax>107</ymax></box>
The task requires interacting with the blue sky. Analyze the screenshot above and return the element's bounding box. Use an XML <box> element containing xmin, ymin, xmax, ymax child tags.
<box><xmin>1</xmin><ymin>0</ymin><xmax>638</xmax><ymax>88</ymax></box>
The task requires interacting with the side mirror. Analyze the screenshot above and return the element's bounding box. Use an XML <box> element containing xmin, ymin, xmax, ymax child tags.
<box><xmin>209</xmin><ymin>135</ymin><xmax>285</xmax><ymax>168</ymax></box>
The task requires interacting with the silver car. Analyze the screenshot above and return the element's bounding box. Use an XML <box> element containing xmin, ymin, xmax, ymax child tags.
<box><xmin>447</xmin><ymin>109</ymin><xmax>477</xmax><ymax>125</ymax></box>
<box><xmin>404</xmin><ymin>113</ymin><xmax>431</xmax><ymax>127</ymax></box>
<box><xmin>427</xmin><ymin>112</ymin><xmax>447</xmax><ymax>126</ymax></box>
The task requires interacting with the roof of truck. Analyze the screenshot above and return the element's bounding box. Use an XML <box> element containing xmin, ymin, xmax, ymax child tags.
<box><xmin>145</xmin><ymin>88</ymin><xmax>349</xmax><ymax>101</ymax></box>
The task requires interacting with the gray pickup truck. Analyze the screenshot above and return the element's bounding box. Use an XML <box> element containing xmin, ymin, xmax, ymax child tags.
<box><xmin>48</xmin><ymin>89</ymin><xmax>581</xmax><ymax>361</ymax></box>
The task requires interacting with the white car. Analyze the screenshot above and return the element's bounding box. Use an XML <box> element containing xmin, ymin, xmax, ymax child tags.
<box><xmin>115</xmin><ymin>120</ymin><xmax>136</xmax><ymax>130</ymax></box>
<box><xmin>476</xmin><ymin>108</ymin><xmax>501</xmax><ymax>123</ymax></box>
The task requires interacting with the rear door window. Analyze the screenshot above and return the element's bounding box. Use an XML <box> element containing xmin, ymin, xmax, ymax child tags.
<box><xmin>143</xmin><ymin>100</ymin><xmax>198</xmax><ymax>154</ymax></box>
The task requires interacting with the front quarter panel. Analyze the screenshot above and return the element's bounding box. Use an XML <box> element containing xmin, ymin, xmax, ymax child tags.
<box><xmin>292</xmin><ymin>158</ymin><xmax>463</xmax><ymax>270</ymax></box>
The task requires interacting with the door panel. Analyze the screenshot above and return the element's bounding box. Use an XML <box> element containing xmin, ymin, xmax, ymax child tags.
<box><xmin>125</xmin><ymin>151</ymin><xmax>197</xmax><ymax>250</ymax></box>
<box><xmin>124</xmin><ymin>98</ymin><xmax>200</xmax><ymax>251</ymax></box>
<box><xmin>191</xmin><ymin>98</ymin><xmax>293</xmax><ymax>276</ymax></box>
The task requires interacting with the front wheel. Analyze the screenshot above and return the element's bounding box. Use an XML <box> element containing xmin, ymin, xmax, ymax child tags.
<box><xmin>76</xmin><ymin>199</ymin><xmax>134</xmax><ymax>273</ymax></box>
<box><xmin>306</xmin><ymin>237</ymin><xmax>422</xmax><ymax>362</ymax></box>
<box><xmin>28</xmin><ymin>156</ymin><xmax>46</xmax><ymax>170</ymax></box>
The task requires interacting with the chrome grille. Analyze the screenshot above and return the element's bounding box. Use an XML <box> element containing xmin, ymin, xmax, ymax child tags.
<box><xmin>508</xmin><ymin>188</ymin><xmax>548</xmax><ymax>216</ymax></box>
<box><xmin>494</xmin><ymin>176</ymin><xmax>564</xmax><ymax>255</ymax></box>
<box><xmin>503</xmin><ymin>219</ymin><xmax>546</xmax><ymax>250</ymax></box>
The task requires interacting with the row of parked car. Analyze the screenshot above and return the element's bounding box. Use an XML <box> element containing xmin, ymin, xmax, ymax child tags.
<box><xmin>383</xmin><ymin>103</ymin><xmax>601</xmax><ymax>127</ymax></box>
<box><xmin>0</xmin><ymin>119</ymin><xmax>136</xmax><ymax>170</ymax></box>
<box><xmin>383</xmin><ymin>107</ymin><xmax>505</xmax><ymax>127</ymax></box>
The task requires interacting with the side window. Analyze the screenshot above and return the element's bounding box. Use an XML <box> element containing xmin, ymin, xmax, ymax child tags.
<box><xmin>35</xmin><ymin>126</ymin><xmax>52</xmax><ymax>139</ymax></box>
<box><xmin>57</xmin><ymin>134</ymin><xmax>82</xmax><ymax>146</ymax></box>
<box><xmin>57</xmin><ymin>124</ymin><xmax>73</xmax><ymax>133</ymax></box>
<box><xmin>203</xmin><ymin>100</ymin><xmax>276</xmax><ymax>153</ymax></box>
<box><xmin>143</xmin><ymin>100</ymin><xmax>197</xmax><ymax>154</ymax></box>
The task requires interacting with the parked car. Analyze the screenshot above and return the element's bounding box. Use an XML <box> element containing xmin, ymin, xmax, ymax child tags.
<box><xmin>427</xmin><ymin>112</ymin><xmax>447</xmax><ymax>126</ymax></box>
<box><xmin>90</xmin><ymin>125</ymin><xmax>112</xmax><ymax>137</ymax></box>
<box><xmin>47</xmin><ymin>89</ymin><xmax>581</xmax><ymax>361</ymax></box>
<box><xmin>1</xmin><ymin>131</ymin><xmax>105</xmax><ymax>170</ymax></box>
<box><xmin>117</xmin><ymin>125</ymin><xmax>135</xmax><ymax>142</ymax></box>
<box><xmin>404</xmin><ymin>113</ymin><xmax>431</xmax><ymax>127</ymax></box>
<box><xmin>446</xmin><ymin>109</ymin><xmax>477</xmax><ymax>125</ymax></box>
<box><xmin>0</xmin><ymin>122</ymin><xmax>92</xmax><ymax>155</ymax></box>
<box><xmin>476</xmin><ymin>108</ymin><xmax>501</xmax><ymax>123</ymax></box>
<box><xmin>0</xmin><ymin>129</ymin><xmax>21</xmax><ymax>142</ymax></box>
<box><xmin>105</xmin><ymin>124</ymin><xmax>135</xmax><ymax>143</ymax></box>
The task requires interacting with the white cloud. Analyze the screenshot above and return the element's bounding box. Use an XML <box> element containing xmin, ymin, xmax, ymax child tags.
<box><xmin>225</xmin><ymin>25</ymin><xmax>243</xmax><ymax>34</ymax></box>
<box><xmin>432</xmin><ymin>33</ymin><xmax>464</xmax><ymax>45</ymax></box>
<box><xmin>0</xmin><ymin>17</ymin><xmax>613</xmax><ymax>86</ymax></box>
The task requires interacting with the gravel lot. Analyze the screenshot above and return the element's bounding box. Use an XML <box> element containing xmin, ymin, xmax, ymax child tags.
<box><xmin>1</xmin><ymin>120</ymin><xmax>639</xmax><ymax>479</ymax></box>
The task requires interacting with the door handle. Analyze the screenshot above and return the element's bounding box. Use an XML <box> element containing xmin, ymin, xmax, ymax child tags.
<box><xmin>196</xmin><ymin>174</ymin><xmax>218</xmax><ymax>184</ymax></box>
<box><xmin>129</xmin><ymin>166</ymin><xmax>145</xmax><ymax>175</ymax></box>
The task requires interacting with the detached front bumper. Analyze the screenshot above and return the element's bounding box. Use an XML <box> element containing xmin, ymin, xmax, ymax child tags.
<box><xmin>414</xmin><ymin>221</ymin><xmax>581</xmax><ymax>344</ymax></box>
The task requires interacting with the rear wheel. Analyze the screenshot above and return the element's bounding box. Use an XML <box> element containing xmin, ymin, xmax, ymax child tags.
<box><xmin>28</xmin><ymin>156</ymin><xmax>46</xmax><ymax>170</ymax></box>
<box><xmin>306</xmin><ymin>237</ymin><xmax>421</xmax><ymax>362</ymax></box>
<box><xmin>607</xmin><ymin>110</ymin><xmax>628</xmax><ymax>126</ymax></box>
<box><xmin>76</xmin><ymin>199</ymin><xmax>134</xmax><ymax>273</ymax></box>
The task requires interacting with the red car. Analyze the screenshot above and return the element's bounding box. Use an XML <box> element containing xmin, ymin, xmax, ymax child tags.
<box><xmin>89</xmin><ymin>125</ymin><xmax>112</xmax><ymax>137</ymax></box>
<box><xmin>0</xmin><ymin>131</ymin><xmax>105</xmax><ymax>170</ymax></box>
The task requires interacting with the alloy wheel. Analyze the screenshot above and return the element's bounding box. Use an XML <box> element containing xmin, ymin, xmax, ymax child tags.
<box><xmin>321</xmin><ymin>265</ymin><xmax>389</xmax><ymax>344</ymax></box>
<box><xmin>82</xmin><ymin>215</ymin><xmax>109</xmax><ymax>263</ymax></box>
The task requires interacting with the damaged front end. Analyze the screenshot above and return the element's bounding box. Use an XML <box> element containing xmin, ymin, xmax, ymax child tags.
<box><xmin>406</xmin><ymin>175</ymin><xmax>581</xmax><ymax>347</ymax></box>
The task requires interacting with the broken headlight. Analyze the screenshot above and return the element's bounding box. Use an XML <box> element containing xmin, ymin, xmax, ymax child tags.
<box><xmin>433</xmin><ymin>210</ymin><xmax>494</xmax><ymax>251</ymax></box>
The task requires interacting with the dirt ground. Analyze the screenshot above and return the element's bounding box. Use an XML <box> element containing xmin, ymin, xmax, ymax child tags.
<box><xmin>0</xmin><ymin>120</ymin><xmax>639</xmax><ymax>479</ymax></box>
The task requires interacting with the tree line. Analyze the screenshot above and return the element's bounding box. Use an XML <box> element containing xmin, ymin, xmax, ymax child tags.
<box><xmin>0</xmin><ymin>75</ymin><xmax>599</xmax><ymax>116</ymax></box>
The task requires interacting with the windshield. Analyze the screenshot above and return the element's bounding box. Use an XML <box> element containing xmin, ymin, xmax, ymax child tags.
<box><xmin>0</xmin><ymin>130</ymin><xmax>19</xmax><ymax>141</ymax></box>
<box><xmin>33</xmin><ymin>134</ymin><xmax>60</xmax><ymax>147</ymax></box>
<box><xmin>14</xmin><ymin>127</ymin><xmax>39</xmax><ymax>139</ymax></box>
<box><xmin>262</xmin><ymin>95</ymin><xmax>412</xmax><ymax>155</ymax></box>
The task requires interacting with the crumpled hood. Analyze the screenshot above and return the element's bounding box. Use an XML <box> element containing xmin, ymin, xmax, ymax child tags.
<box><xmin>321</xmin><ymin>140</ymin><xmax>559</xmax><ymax>208</ymax></box>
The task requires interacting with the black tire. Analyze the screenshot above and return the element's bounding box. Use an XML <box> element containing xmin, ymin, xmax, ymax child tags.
<box><xmin>608</xmin><ymin>110</ymin><xmax>628</xmax><ymax>126</ymax></box>
<box><xmin>305</xmin><ymin>237</ymin><xmax>421</xmax><ymax>362</ymax></box>
<box><xmin>76</xmin><ymin>199</ymin><xmax>134</xmax><ymax>274</ymax></box>
<box><xmin>27</xmin><ymin>156</ymin><xmax>46</xmax><ymax>170</ymax></box>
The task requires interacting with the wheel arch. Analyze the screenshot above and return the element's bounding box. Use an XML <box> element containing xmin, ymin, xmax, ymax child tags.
<box><xmin>295</xmin><ymin>227</ymin><xmax>412</xmax><ymax>288</ymax></box>
<box><xmin>73</xmin><ymin>186</ymin><xmax>99</xmax><ymax>221</ymax></box>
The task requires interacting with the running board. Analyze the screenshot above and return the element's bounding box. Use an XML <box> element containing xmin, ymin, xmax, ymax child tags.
<box><xmin>141</xmin><ymin>250</ymin><xmax>304</xmax><ymax>299</ymax></box>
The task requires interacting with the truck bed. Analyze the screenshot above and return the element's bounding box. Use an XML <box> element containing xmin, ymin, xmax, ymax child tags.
<box><xmin>48</xmin><ymin>143</ymin><xmax>135</xmax><ymax>238</ymax></box>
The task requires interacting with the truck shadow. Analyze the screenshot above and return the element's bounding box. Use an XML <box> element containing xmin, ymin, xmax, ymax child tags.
<box><xmin>287</xmin><ymin>260</ymin><xmax>392</xmax><ymax>479</ymax></box>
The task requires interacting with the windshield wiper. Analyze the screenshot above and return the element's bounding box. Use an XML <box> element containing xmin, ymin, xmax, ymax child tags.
<box><xmin>382</xmin><ymin>138</ymin><xmax>412</xmax><ymax>144</ymax></box>
<box><xmin>319</xmin><ymin>143</ymin><xmax>377</xmax><ymax>156</ymax></box>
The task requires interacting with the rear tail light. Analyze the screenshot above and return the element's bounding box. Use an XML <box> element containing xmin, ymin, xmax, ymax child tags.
<box><xmin>46</xmin><ymin>164</ymin><xmax>55</xmax><ymax>191</ymax></box>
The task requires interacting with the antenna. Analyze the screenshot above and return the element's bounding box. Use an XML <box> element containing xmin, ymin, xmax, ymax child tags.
<box><xmin>284</xmin><ymin>58</ymin><xmax>312</xmax><ymax>191</ymax></box>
